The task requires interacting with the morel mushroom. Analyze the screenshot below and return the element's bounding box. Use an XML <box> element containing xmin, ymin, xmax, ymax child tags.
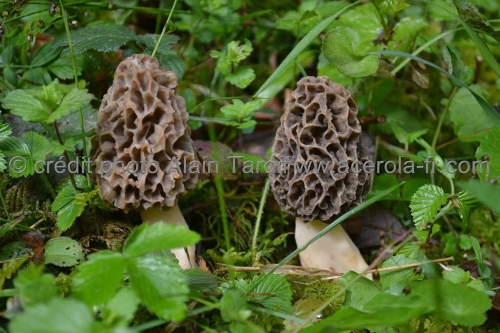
<box><xmin>270</xmin><ymin>76</ymin><xmax>371</xmax><ymax>274</ymax></box>
<box><xmin>92</xmin><ymin>54</ymin><xmax>198</xmax><ymax>269</ymax></box>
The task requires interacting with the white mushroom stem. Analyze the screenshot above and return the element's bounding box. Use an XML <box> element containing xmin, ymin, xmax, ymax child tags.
<box><xmin>140</xmin><ymin>205</ymin><xmax>197</xmax><ymax>269</ymax></box>
<box><xmin>295</xmin><ymin>217</ymin><xmax>370</xmax><ymax>277</ymax></box>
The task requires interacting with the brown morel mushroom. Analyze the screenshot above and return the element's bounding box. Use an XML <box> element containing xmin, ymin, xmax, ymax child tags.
<box><xmin>92</xmin><ymin>54</ymin><xmax>198</xmax><ymax>269</ymax></box>
<box><xmin>270</xmin><ymin>76</ymin><xmax>371</xmax><ymax>274</ymax></box>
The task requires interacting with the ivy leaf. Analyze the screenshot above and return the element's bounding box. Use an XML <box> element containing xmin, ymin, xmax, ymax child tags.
<box><xmin>52</xmin><ymin>24</ymin><xmax>137</xmax><ymax>55</ymax></box>
<box><xmin>128</xmin><ymin>253</ymin><xmax>189</xmax><ymax>321</ymax></box>
<box><xmin>9</xmin><ymin>298</ymin><xmax>94</xmax><ymax>333</ymax></box>
<box><xmin>72</xmin><ymin>251</ymin><xmax>127</xmax><ymax>308</ymax></box>
<box><xmin>475</xmin><ymin>126</ymin><xmax>500</xmax><ymax>179</ymax></box>
<box><xmin>44</xmin><ymin>237</ymin><xmax>85</xmax><ymax>267</ymax></box>
<box><xmin>323</xmin><ymin>26</ymin><xmax>379</xmax><ymax>77</ymax></box>
<box><xmin>410</xmin><ymin>185</ymin><xmax>450</xmax><ymax>229</ymax></box>
<box><xmin>51</xmin><ymin>187</ymin><xmax>90</xmax><ymax>231</ymax></box>
<box><xmin>123</xmin><ymin>222</ymin><xmax>200</xmax><ymax>258</ymax></box>
<box><xmin>101</xmin><ymin>287</ymin><xmax>140</xmax><ymax>327</ymax></box>
<box><xmin>226</xmin><ymin>66</ymin><xmax>256</xmax><ymax>89</ymax></box>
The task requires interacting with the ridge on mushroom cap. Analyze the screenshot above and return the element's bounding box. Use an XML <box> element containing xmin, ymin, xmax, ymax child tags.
<box><xmin>91</xmin><ymin>54</ymin><xmax>198</xmax><ymax>212</ymax></box>
<box><xmin>270</xmin><ymin>76</ymin><xmax>371</xmax><ymax>222</ymax></box>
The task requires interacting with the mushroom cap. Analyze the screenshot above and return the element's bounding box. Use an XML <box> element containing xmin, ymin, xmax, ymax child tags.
<box><xmin>91</xmin><ymin>54</ymin><xmax>197</xmax><ymax>211</ymax></box>
<box><xmin>270</xmin><ymin>76</ymin><xmax>370</xmax><ymax>222</ymax></box>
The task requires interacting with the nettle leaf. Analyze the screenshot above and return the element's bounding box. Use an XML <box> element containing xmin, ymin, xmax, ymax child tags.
<box><xmin>457</xmin><ymin>181</ymin><xmax>500</xmax><ymax>215</ymax></box>
<box><xmin>101</xmin><ymin>287</ymin><xmax>140</xmax><ymax>327</ymax></box>
<box><xmin>9</xmin><ymin>298</ymin><xmax>94</xmax><ymax>333</ymax></box>
<box><xmin>410</xmin><ymin>185</ymin><xmax>450</xmax><ymax>229</ymax></box>
<box><xmin>51</xmin><ymin>187</ymin><xmax>91</xmax><ymax>231</ymax></box>
<box><xmin>373</xmin><ymin>0</ymin><xmax>409</xmax><ymax>14</ymax></box>
<box><xmin>323</xmin><ymin>26</ymin><xmax>379</xmax><ymax>77</ymax></box>
<box><xmin>475</xmin><ymin>126</ymin><xmax>500</xmax><ymax>179</ymax></box>
<box><xmin>72</xmin><ymin>251</ymin><xmax>127</xmax><ymax>308</ymax></box>
<box><xmin>226</xmin><ymin>66</ymin><xmax>255</xmax><ymax>89</ymax></box>
<box><xmin>128</xmin><ymin>253</ymin><xmax>189</xmax><ymax>321</ymax></box>
<box><xmin>0</xmin><ymin>132</ymin><xmax>53</xmax><ymax>178</ymax></box>
<box><xmin>44</xmin><ymin>237</ymin><xmax>85</xmax><ymax>267</ymax></box>
<box><xmin>123</xmin><ymin>222</ymin><xmax>200</xmax><ymax>258</ymax></box>
<box><xmin>52</xmin><ymin>24</ymin><xmax>137</xmax><ymax>55</ymax></box>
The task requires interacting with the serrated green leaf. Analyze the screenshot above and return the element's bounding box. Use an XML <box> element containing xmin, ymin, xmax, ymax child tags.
<box><xmin>52</xmin><ymin>24</ymin><xmax>137</xmax><ymax>55</ymax></box>
<box><xmin>137</xmin><ymin>34</ymin><xmax>179</xmax><ymax>54</ymax></box>
<box><xmin>221</xmin><ymin>288</ymin><xmax>251</xmax><ymax>322</ymax></box>
<box><xmin>51</xmin><ymin>187</ymin><xmax>89</xmax><ymax>231</ymax></box>
<box><xmin>48</xmin><ymin>88</ymin><xmax>93</xmax><ymax>123</ymax></box>
<box><xmin>123</xmin><ymin>222</ymin><xmax>200</xmax><ymax>258</ymax></box>
<box><xmin>454</xmin><ymin>191</ymin><xmax>477</xmax><ymax>228</ymax></box>
<box><xmin>158</xmin><ymin>53</ymin><xmax>186</xmax><ymax>81</ymax></box>
<box><xmin>14</xmin><ymin>266</ymin><xmax>61</xmax><ymax>307</ymax></box>
<box><xmin>457</xmin><ymin>181</ymin><xmax>500</xmax><ymax>215</ymax></box>
<box><xmin>183</xmin><ymin>269</ymin><xmax>219</xmax><ymax>293</ymax></box>
<box><xmin>101</xmin><ymin>287</ymin><xmax>140</xmax><ymax>327</ymax></box>
<box><xmin>226</xmin><ymin>40</ymin><xmax>253</xmax><ymax>64</ymax></box>
<box><xmin>243</xmin><ymin>274</ymin><xmax>294</xmax><ymax>315</ymax></box>
<box><xmin>128</xmin><ymin>253</ymin><xmax>189</xmax><ymax>321</ymax></box>
<box><xmin>1</xmin><ymin>89</ymin><xmax>50</xmax><ymax>123</ymax></box>
<box><xmin>475</xmin><ymin>126</ymin><xmax>500</xmax><ymax>179</ymax></box>
<box><xmin>323</xmin><ymin>26</ymin><xmax>379</xmax><ymax>77</ymax></box>
<box><xmin>47</xmin><ymin>56</ymin><xmax>84</xmax><ymax>80</ymax></box>
<box><xmin>9</xmin><ymin>298</ymin><xmax>94</xmax><ymax>333</ymax></box>
<box><xmin>442</xmin><ymin>265</ymin><xmax>470</xmax><ymax>284</ymax></box>
<box><xmin>226</xmin><ymin>66</ymin><xmax>256</xmax><ymax>89</ymax></box>
<box><xmin>0</xmin><ymin>121</ymin><xmax>12</xmax><ymax>142</ymax></box>
<box><xmin>410</xmin><ymin>185</ymin><xmax>450</xmax><ymax>229</ymax></box>
<box><xmin>341</xmin><ymin>271</ymin><xmax>380</xmax><ymax>310</ymax></box>
<box><xmin>72</xmin><ymin>251</ymin><xmax>127</xmax><ymax>308</ymax></box>
<box><xmin>44</xmin><ymin>237</ymin><xmax>85</xmax><ymax>267</ymax></box>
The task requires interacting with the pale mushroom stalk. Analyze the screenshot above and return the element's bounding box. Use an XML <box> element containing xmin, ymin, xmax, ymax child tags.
<box><xmin>295</xmin><ymin>219</ymin><xmax>369</xmax><ymax>273</ymax></box>
<box><xmin>140</xmin><ymin>206</ymin><xmax>197</xmax><ymax>269</ymax></box>
<box><xmin>270</xmin><ymin>76</ymin><xmax>372</xmax><ymax>275</ymax></box>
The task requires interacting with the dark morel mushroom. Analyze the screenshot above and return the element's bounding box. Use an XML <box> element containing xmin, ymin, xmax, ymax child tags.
<box><xmin>270</xmin><ymin>76</ymin><xmax>371</xmax><ymax>274</ymax></box>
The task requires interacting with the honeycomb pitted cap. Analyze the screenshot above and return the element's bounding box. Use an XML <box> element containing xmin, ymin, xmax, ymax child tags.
<box><xmin>92</xmin><ymin>54</ymin><xmax>198</xmax><ymax>211</ymax></box>
<box><xmin>270</xmin><ymin>76</ymin><xmax>370</xmax><ymax>222</ymax></box>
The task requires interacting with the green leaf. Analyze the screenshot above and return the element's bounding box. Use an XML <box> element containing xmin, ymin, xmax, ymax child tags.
<box><xmin>0</xmin><ymin>121</ymin><xmax>12</xmax><ymax>141</ymax></box>
<box><xmin>52</xmin><ymin>24</ymin><xmax>137</xmax><ymax>55</ymax></box>
<box><xmin>30</xmin><ymin>41</ymin><xmax>62</xmax><ymax>67</ymax></box>
<box><xmin>220</xmin><ymin>99</ymin><xmax>260</xmax><ymax>122</ymax></box>
<box><xmin>47</xmin><ymin>56</ymin><xmax>84</xmax><ymax>80</ymax></box>
<box><xmin>379</xmin><ymin>255</ymin><xmax>423</xmax><ymax>289</ymax></box>
<box><xmin>391</xmin><ymin>124</ymin><xmax>428</xmax><ymax>145</ymax></box>
<box><xmin>226</xmin><ymin>66</ymin><xmax>256</xmax><ymax>89</ymax></box>
<box><xmin>442</xmin><ymin>265</ymin><xmax>470</xmax><ymax>284</ymax></box>
<box><xmin>2</xmin><ymin>89</ymin><xmax>51</xmax><ymax>123</ymax></box>
<box><xmin>183</xmin><ymin>269</ymin><xmax>219</xmax><ymax>294</ymax></box>
<box><xmin>72</xmin><ymin>251</ymin><xmax>127</xmax><ymax>308</ymax></box>
<box><xmin>475</xmin><ymin>126</ymin><xmax>500</xmax><ymax>179</ymax></box>
<box><xmin>14</xmin><ymin>266</ymin><xmax>61</xmax><ymax>307</ymax></box>
<box><xmin>373</xmin><ymin>0</ymin><xmax>409</xmax><ymax>14</ymax></box>
<box><xmin>456</xmin><ymin>181</ymin><xmax>500</xmax><ymax>215</ymax></box>
<box><xmin>454</xmin><ymin>190</ymin><xmax>478</xmax><ymax>228</ymax></box>
<box><xmin>44</xmin><ymin>237</ymin><xmax>85</xmax><ymax>267</ymax></box>
<box><xmin>48</xmin><ymin>88</ymin><xmax>93</xmax><ymax>123</ymax></box>
<box><xmin>221</xmin><ymin>288</ymin><xmax>251</xmax><ymax>322</ymax></box>
<box><xmin>123</xmin><ymin>223</ymin><xmax>200</xmax><ymax>258</ymax></box>
<box><xmin>226</xmin><ymin>40</ymin><xmax>253</xmax><ymax>64</ymax></box>
<box><xmin>243</xmin><ymin>274</ymin><xmax>294</xmax><ymax>315</ymax></box>
<box><xmin>128</xmin><ymin>253</ymin><xmax>189</xmax><ymax>321</ymax></box>
<box><xmin>453</xmin><ymin>0</ymin><xmax>500</xmax><ymax>39</ymax></box>
<box><xmin>323</xmin><ymin>26</ymin><xmax>378</xmax><ymax>77</ymax></box>
<box><xmin>341</xmin><ymin>271</ymin><xmax>380</xmax><ymax>310</ymax></box>
<box><xmin>157</xmin><ymin>53</ymin><xmax>186</xmax><ymax>81</ymax></box>
<box><xmin>0</xmin><ymin>132</ymin><xmax>52</xmax><ymax>178</ymax></box>
<box><xmin>389</xmin><ymin>17</ymin><xmax>428</xmax><ymax>52</ymax></box>
<box><xmin>101</xmin><ymin>287</ymin><xmax>140</xmax><ymax>327</ymax></box>
<box><xmin>51</xmin><ymin>187</ymin><xmax>89</xmax><ymax>231</ymax></box>
<box><xmin>410</xmin><ymin>185</ymin><xmax>450</xmax><ymax>229</ymax></box>
<box><xmin>450</xmin><ymin>86</ymin><xmax>492</xmax><ymax>142</ymax></box>
<box><xmin>9</xmin><ymin>298</ymin><xmax>94</xmax><ymax>333</ymax></box>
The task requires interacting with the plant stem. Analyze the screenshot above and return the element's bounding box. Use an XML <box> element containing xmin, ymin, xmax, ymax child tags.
<box><xmin>151</xmin><ymin>0</ymin><xmax>178</xmax><ymax>58</ymax></box>
<box><xmin>53</xmin><ymin>123</ymin><xmax>78</xmax><ymax>191</ymax></box>
<box><xmin>432</xmin><ymin>86</ymin><xmax>458</xmax><ymax>151</ymax></box>
<box><xmin>251</xmin><ymin>178</ymin><xmax>270</xmax><ymax>264</ymax></box>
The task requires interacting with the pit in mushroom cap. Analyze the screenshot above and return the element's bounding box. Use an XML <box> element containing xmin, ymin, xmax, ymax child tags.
<box><xmin>91</xmin><ymin>54</ymin><xmax>198</xmax><ymax>211</ymax></box>
<box><xmin>270</xmin><ymin>76</ymin><xmax>371</xmax><ymax>223</ymax></box>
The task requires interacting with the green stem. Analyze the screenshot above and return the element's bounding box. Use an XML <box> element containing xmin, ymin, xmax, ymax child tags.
<box><xmin>251</xmin><ymin>178</ymin><xmax>271</xmax><ymax>264</ymax></box>
<box><xmin>295</xmin><ymin>60</ymin><xmax>307</xmax><ymax>77</ymax></box>
<box><xmin>151</xmin><ymin>0</ymin><xmax>178</xmax><ymax>58</ymax></box>
<box><xmin>432</xmin><ymin>86</ymin><xmax>458</xmax><ymax>151</ymax></box>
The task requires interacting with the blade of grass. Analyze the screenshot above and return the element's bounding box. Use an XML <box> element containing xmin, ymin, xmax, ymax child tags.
<box><xmin>251</xmin><ymin>178</ymin><xmax>271</xmax><ymax>264</ymax></box>
<box><xmin>152</xmin><ymin>0</ymin><xmax>178</xmax><ymax>58</ymax></box>
<box><xmin>252</xmin><ymin>1</ymin><xmax>361</xmax><ymax>99</ymax></box>
<box><xmin>250</xmin><ymin>181</ymin><xmax>405</xmax><ymax>291</ymax></box>
<box><xmin>369</xmin><ymin>50</ymin><xmax>500</xmax><ymax>126</ymax></box>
